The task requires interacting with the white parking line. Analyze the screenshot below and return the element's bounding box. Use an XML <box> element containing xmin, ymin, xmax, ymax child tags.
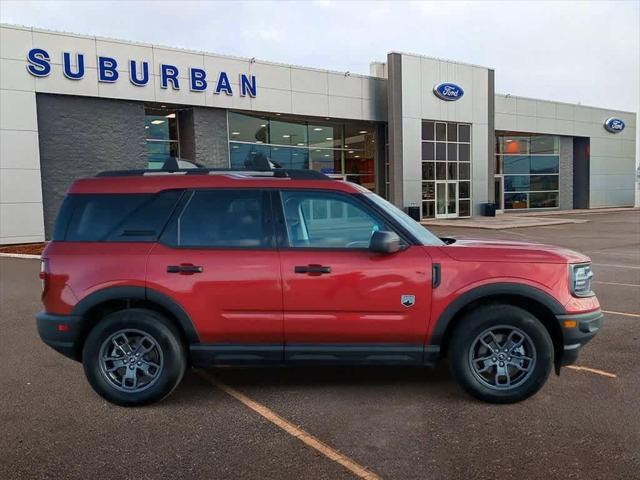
<box><xmin>593</xmin><ymin>263</ymin><xmax>640</xmax><ymax>270</ymax></box>
<box><xmin>566</xmin><ymin>365</ymin><xmax>617</xmax><ymax>378</ymax></box>
<box><xmin>602</xmin><ymin>310</ymin><xmax>640</xmax><ymax>318</ymax></box>
<box><xmin>196</xmin><ymin>370</ymin><xmax>381</xmax><ymax>480</ymax></box>
<box><xmin>593</xmin><ymin>281</ymin><xmax>640</xmax><ymax>288</ymax></box>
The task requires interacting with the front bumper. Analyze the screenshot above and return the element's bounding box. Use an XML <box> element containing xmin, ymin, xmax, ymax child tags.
<box><xmin>556</xmin><ymin>309</ymin><xmax>604</xmax><ymax>366</ymax></box>
<box><xmin>36</xmin><ymin>311</ymin><xmax>83</xmax><ymax>361</ymax></box>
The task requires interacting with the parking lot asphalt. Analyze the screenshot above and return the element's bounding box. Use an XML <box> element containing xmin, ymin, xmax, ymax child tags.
<box><xmin>1</xmin><ymin>210</ymin><xmax>639</xmax><ymax>480</ymax></box>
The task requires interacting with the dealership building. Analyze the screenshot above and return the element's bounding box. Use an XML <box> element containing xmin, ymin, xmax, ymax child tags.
<box><xmin>0</xmin><ymin>23</ymin><xmax>637</xmax><ymax>244</ymax></box>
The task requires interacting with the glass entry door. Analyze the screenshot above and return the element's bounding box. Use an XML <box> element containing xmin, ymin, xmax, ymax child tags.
<box><xmin>436</xmin><ymin>181</ymin><xmax>458</xmax><ymax>218</ymax></box>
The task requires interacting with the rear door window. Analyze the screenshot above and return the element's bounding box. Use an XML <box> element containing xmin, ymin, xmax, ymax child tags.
<box><xmin>55</xmin><ymin>191</ymin><xmax>182</xmax><ymax>241</ymax></box>
<box><xmin>171</xmin><ymin>190</ymin><xmax>272</xmax><ymax>248</ymax></box>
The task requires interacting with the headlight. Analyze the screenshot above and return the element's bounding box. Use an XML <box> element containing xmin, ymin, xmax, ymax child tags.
<box><xmin>570</xmin><ymin>263</ymin><xmax>593</xmax><ymax>297</ymax></box>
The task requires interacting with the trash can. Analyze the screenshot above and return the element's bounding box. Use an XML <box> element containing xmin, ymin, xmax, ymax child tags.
<box><xmin>405</xmin><ymin>206</ymin><xmax>421</xmax><ymax>221</ymax></box>
<box><xmin>481</xmin><ymin>203</ymin><xmax>497</xmax><ymax>217</ymax></box>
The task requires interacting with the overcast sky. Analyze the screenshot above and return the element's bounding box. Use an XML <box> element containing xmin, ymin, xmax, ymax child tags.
<box><xmin>1</xmin><ymin>0</ymin><xmax>638</xmax><ymax>113</ymax></box>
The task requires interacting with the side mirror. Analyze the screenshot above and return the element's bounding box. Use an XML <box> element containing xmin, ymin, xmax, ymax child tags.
<box><xmin>369</xmin><ymin>230</ymin><xmax>402</xmax><ymax>254</ymax></box>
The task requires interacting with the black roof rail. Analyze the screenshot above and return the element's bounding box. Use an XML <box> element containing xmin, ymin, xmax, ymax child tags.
<box><xmin>95</xmin><ymin>168</ymin><xmax>332</xmax><ymax>180</ymax></box>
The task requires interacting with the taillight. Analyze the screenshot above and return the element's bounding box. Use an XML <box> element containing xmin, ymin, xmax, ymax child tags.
<box><xmin>40</xmin><ymin>259</ymin><xmax>49</xmax><ymax>292</ymax></box>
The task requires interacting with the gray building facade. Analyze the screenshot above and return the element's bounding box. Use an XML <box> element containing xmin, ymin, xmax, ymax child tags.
<box><xmin>0</xmin><ymin>24</ymin><xmax>637</xmax><ymax>244</ymax></box>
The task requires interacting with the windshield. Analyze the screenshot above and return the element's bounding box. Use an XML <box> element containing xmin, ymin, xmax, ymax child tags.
<box><xmin>365</xmin><ymin>193</ymin><xmax>444</xmax><ymax>246</ymax></box>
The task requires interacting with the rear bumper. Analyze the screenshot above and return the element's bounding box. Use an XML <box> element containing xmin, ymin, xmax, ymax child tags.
<box><xmin>36</xmin><ymin>311</ymin><xmax>83</xmax><ymax>361</ymax></box>
<box><xmin>557</xmin><ymin>309</ymin><xmax>604</xmax><ymax>366</ymax></box>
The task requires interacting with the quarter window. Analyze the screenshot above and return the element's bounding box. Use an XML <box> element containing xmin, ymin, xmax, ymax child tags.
<box><xmin>281</xmin><ymin>191</ymin><xmax>386</xmax><ymax>249</ymax></box>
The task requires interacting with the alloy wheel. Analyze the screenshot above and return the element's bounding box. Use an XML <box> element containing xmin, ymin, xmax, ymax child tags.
<box><xmin>468</xmin><ymin>325</ymin><xmax>537</xmax><ymax>390</ymax></box>
<box><xmin>98</xmin><ymin>329</ymin><xmax>164</xmax><ymax>393</ymax></box>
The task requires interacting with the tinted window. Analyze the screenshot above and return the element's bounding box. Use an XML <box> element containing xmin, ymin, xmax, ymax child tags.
<box><xmin>56</xmin><ymin>191</ymin><xmax>181</xmax><ymax>242</ymax></box>
<box><xmin>281</xmin><ymin>191</ymin><xmax>386</xmax><ymax>249</ymax></box>
<box><xmin>177</xmin><ymin>190</ymin><xmax>269</xmax><ymax>248</ymax></box>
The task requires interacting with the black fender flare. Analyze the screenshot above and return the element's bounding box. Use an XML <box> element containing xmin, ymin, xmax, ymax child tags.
<box><xmin>71</xmin><ymin>286</ymin><xmax>200</xmax><ymax>344</ymax></box>
<box><xmin>430</xmin><ymin>282</ymin><xmax>566</xmax><ymax>347</ymax></box>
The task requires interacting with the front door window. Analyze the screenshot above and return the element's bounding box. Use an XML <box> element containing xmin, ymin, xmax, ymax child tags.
<box><xmin>280</xmin><ymin>190</ymin><xmax>388</xmax><ymax>249</ymax></box>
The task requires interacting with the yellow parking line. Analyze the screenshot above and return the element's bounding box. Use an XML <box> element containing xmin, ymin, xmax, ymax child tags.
<box><xmin>602</xmin><ymin>310</ymin><xmax>640</xmax><ymax>318</ymax></box>
<box><xmin>566</xmin><ymin>365</ymin><xmax>617</xmax><ymax>378</ymax></box>
<box><xmin>196</xmin><ymin>370</ymin><xmax>381</xmax><ymax>480</ymax></box>
<box><xmin>593</xmin><ymin>281</ymin><xmax>639</xmax><ymax>288</ymax></box>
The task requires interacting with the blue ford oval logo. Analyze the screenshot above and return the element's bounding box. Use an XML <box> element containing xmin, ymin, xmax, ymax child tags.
<box><xmin>604</xmin><ymin>117</ymin><xmax>625</xmax><ymax>133</ymax></box>
<box><xmin>433</xmin><ymin>83</ymin><xmax>464</xmax><ymax>101</ymax></box>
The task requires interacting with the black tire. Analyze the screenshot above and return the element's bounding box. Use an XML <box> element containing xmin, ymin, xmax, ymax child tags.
<box><xmin>448</xmin><ymin>304</ymin><xmax>553</xmax><ymax>404</ymax></box>
<box><xmin>82</xmin><ymin>308</ymin><xmax>186</xmax><ymax>406</ymax></box>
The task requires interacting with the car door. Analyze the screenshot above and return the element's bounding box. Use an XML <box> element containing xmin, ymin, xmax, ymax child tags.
<box><xmin>276</xmin><ymin>189</ymin><xmax>433</xmax><ymax>364</ymax></box>
<box><xmin>146</xmin><ymin>188</ymin><xmax>283</xmax><ymax>363</ymax></box>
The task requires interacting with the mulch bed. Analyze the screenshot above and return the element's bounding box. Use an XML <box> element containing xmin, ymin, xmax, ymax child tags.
<box><xmin>0</xmin><ymin>242</ymin><xmax>46</xmax><ymax>256</ymax></box>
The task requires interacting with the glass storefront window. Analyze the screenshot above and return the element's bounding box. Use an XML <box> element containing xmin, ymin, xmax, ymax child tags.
<box><xmin>530</xmin><ymin>156</ymin><xmax>559</xmax><ymax>173</ymax></box>
<box><xmin>504</xmin><ymin>192</ymin><xmax>528</xmax><ymax>209</ymax></box>
<box><xmin>421</xmin><ymin>120</ymin><xmax>472</xmax><ymax>219</ymax></box>
<box><xmin>529</xmin><ymin>192</ymin><xmax>559</xmax><ymax>208</ymax></box>
<box><xmin>309</xmin><ymin>123</ymin><xmax>342</xmax><ymax>149</ymax></box>
<box><xmin>227</xmin><ymin>112</ymin><xmax>379</xmax><ymax>192</ymax></box>
<box><xmin>145</xmin><ymin>108</ymin><xmax>180</xmax><ymax>169</ymax></box>
<box><xmin>422</xmin><ymin>122</ymin><xmax>435</xmax><ymax>141</ymax></box>
<box><xmin>228</xmin><ymin>112</ymin><xmax>269</xmax><ymax>143</ymax></box>
<box><xmin>530</xmin><ymin>135</ymin><xmax>559</xmax><ymax>154</ymax></box>
<box><xmin>459</xmin><ymin>163</ymin><xmax>470</xmax><ymax>180</ymax></box>
<box><xmin>496</xmin><ymin>134</ymin><xmax>560</xmax><ymax>210</ymax></box>
<box><xmin>310</xmin><ymin>148</ymin><xmax>341</xmax><ymax>175</ymax></box>
<box><xmin>270</xmin><ymin>146</ymin><xmax>309</xmax><ymax>170</ymax></box>
<box><xmin>422</xmin><ymin>142</ymin><xmax>435</xmax><ymax>160</ymax></box>
<box><xmin>270</xmin><ymin>119</ymin><xmax>308</xmax><ymax>147</ymax></box>
<box><xmin>229</xmin><ymin>143</ymin><xmax>271</xmax><ymax>169</ymax></box>
<box><xmin>458</xmin><ymin>143</ymin><xmax>470</xmax><ymax>162</ymax></box>
<box><xmin>499</xmin><ymin>136</ymin><xmax>529</xmax><ymax>154</ymax></box>
<box><xmin>458</xmin><ymin>124</ymin><xmax>471</xmax><ymax>143</ymax></box>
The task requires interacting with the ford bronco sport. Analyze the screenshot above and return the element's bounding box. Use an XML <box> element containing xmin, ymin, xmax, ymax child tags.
<box><xmin>37</xmin><ymin>168</ymin><xmax>603</xmax><ymax>406</ymax></box>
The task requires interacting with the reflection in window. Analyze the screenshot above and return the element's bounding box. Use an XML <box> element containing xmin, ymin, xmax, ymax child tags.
<box><xmin>282</xmin><ymin>191</ymin><xmax>385</xmax><ymax>249</ymax></box>
<box><xmin>145</xmin><ymin>108</ymin><xmax>180</xmax><ymax>169</ymax></box>
<box><xmin>178</xmin><ymin>190</ymin><xmax>267</xmax><ymax>248</ymax></box>
<box><xmin>421</xmin><ymin>121</ymin><xmax>472</xmax><ymax>218</ymax></box>
<box><xmin>227</xmin><ymin>112</ymin><xmax>378</xmax><ymax>192</ymax></box>
<box><xmin>497</xmin><ymin>134</ymin><xmax>560</xmax><ymax>210</ymax></box>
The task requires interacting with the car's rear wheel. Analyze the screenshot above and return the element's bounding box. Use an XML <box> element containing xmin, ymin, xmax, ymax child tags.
<box><xmin>82</xmin><ymin>308</ymin><xmax>186</xmax><ymax>406</ymax></box>
<box><xmin>448</xmin><ymin>304</ymin><xmax>553</xmax><ymax>403</ymax></box>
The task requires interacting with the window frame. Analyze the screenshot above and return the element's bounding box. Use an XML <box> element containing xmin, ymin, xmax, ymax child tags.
<box><xmin>273</xmin><ymin>189</ymin><xmax>415</xmax><ymax>251</ymax></box>
<box><xmin>160</xmin><ymin>188</ymin><xmax>277</xmax><ymax>250</ymax></box>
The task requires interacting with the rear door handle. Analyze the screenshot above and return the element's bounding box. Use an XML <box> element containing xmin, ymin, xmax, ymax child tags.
<box><xmin>294</xmin><ymin>264</ymin><xmax>331</xmax><ymax>275</ymax></box>
<box><xmin>167</xmin><ymin>264</ymin><xmax>203</xmax><ymax>275</ymax></box>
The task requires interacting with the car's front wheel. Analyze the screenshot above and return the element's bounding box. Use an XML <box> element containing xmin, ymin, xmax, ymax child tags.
<box><xmin>448</xmin><ymin>304</ymin><xmax>553</xmax><ymax>403</ymax></box>
<box><xmin>82</xmin><ymin>308</ymin><xmax>186</xmax><ymax>406</ymax></box>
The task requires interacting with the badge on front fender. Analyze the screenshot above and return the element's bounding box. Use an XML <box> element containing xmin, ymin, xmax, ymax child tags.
<box><xmin>401</xmin><ymin>295</ymin><xmax>416</xmax><ymax>307</ymax></box>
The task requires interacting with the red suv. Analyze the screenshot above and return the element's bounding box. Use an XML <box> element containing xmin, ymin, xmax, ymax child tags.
<box><xmin>37</xmin><ymin>168</ymin><xmax>603</xmax><ymax>406</ymax></box>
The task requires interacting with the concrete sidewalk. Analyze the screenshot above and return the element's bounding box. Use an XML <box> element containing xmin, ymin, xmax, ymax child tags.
<box><xmin>422</xmin><ymin>215</ymin><xmax>589</xmax><ymax>229</ymax></box>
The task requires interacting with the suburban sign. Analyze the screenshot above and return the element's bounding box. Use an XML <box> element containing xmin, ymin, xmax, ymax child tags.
<box><xmin>25</xmin><ymin>48</ymin><xmax>257</xmax><ymax>97</ymax></box>
<box><xmin>433</xmin><ymin>82</ymin><xmax>464</xmax><ymax>101</ymax></box>
<box><xmin>604</xmin><ymin>117</ymin><xmax>625</xmax><ymax>134</ymax></box>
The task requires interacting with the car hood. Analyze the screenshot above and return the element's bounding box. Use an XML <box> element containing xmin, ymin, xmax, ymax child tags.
<box><xmin>438</xmin><ymin>237</ymin><xmax>591</xmax><ymax>264</ymax></box>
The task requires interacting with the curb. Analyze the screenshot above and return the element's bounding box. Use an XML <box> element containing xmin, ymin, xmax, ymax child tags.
<box><xmin>0</xmin><ymin>253</ymin><xmax>41</xmax><ymax>259</ymax></box>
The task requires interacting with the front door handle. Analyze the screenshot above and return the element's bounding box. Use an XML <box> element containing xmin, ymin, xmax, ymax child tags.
<box><xmin>294</xmin><ymin>264</ymin><xmax>331</xmax><ymax>275</ymax></box>
<box><xmin>167</xmin><ymin>264</ymin><xmax>204</xmax><ymax>275</ymax></box>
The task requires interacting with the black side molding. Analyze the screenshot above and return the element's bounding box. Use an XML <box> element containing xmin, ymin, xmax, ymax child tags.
<box><xmin>432</xmin><ymin>263</ymin><xmax>441</xmax><ymax>288</ymax></box>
